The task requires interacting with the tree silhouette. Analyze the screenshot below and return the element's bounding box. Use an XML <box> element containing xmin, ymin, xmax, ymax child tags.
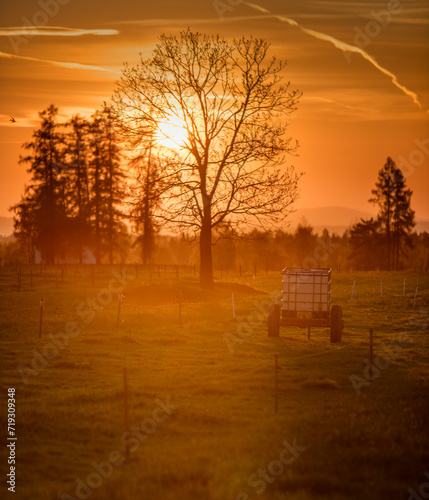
<box><xmin>63</xmin><ymin>115</ymin><xmax>92</xmax><ymax>263</ymax></box>
<box><xmin>369</xmin><ymin>157</ymin><xmax>415</xmax><ymax>270</ymax></box>
<box><xmin>127</xmin><ymin>150</ymin><xmax>165</xmax><ymax>265</ymax></box>
<box><xmin>349</xmin><ymin>218</ymin><xmax>383</xmax><ymax>270</ymax></box>
<box><xmin>111</xmin><ymin>29</ymin><xmax>301</xmax><ymax>288</ymax></box>
<box><xmin>10</xmin><ymin>195</ymin><xmax>38</xmax><ymax>264</ymax></box>
<box><xmin>13</xmin><ymin>105</ymin><xmax>67</xmax><ymax>264</ymax></box>
<box><xmin>87</xmin><ymin>110</ymin><xmax>126</xmax><ymax>264</ymax></box>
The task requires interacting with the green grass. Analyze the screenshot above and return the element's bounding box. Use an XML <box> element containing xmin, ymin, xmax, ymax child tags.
<box><xmin>0</xmin><ymin>266</ymin><xmax>428</xmax><ymax>500</ymax></box>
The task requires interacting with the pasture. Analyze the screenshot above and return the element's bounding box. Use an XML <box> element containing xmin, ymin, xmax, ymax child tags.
<box><xmin>0</xmin><ymin>265</ymin><xmax>428</xmax><ymax>500</ymax></box>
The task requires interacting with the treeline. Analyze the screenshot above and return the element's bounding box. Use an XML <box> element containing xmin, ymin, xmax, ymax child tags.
<box><xmin>11</xmin><ymin>105</ymin><xmax>130</xmax><ymax>265</ymax></box>
<box><xmin>2</xmin><ymin>224</ymin><xmax>428</xmax><ymax>272</ymax></box>
<box><xmin>8</xmin><ymin>106</ymin><xmax>428</xmax><ymax>271</ymax></box>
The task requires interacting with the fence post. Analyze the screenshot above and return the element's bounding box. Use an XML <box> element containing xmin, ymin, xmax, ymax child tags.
<box><xmin>39</xmin><ymin>298</ymin><xmax>45</xmax><ymax>339</ymax></box>
<box><xmin>413</xmin><ymin>287</ymin><xmax>418</xmax><ymax>309</ymax></box>
<box><xmin>117</xmin><ymin>294</ymin><xmax>123</xmax><ymax>329</ymax></box>
<box><xmin>369</xmin><ymin>328</ymin><xmax>373</xmax><ymax>381</ymax></box>
<box><xmin>232</xmin><ymin>293</ymin><xmax>236</xmax><ymax>319</ymax></box>
<box><xmin>274</xmin><ymin>354</ymin><xmax>279</xmax><ymax>413</ymax></box>
<box><xmin>351</xmin><ymin>280</ymin><xmax>356</xmax><ymax>301</ymax></box>
<box><xmin>123</xmin><ymin>367</ymin><xmax>130</xmax><ymax>461</ymax></box>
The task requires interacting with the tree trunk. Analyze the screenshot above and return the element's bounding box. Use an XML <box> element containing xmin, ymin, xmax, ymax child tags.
<box><xmin>386</xmin><ymin>197</ymin><xmax>391</xmax><ymax>271</ymax></box>
<box><xmin>199</xmin><ymin>217</ymin><xmax>213</xmax><ymax>289</ymax></box>
<box><xmin>395</xmin><ymin>229</ymin><xmax>400</xmax><ymax>271</ymax></box>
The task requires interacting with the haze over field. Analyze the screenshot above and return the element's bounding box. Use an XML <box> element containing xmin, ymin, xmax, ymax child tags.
<box><xmin>1</xmin><ymin>0</ymin><xmax>428</xmax><ymax>222</ymax></box>
<box><xmin>1</xmin><ymin>4</ymin><xmax>428</xmax><ymax>497</ymax></box>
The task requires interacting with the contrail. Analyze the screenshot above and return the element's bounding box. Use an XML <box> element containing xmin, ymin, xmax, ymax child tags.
<box><xmin>244</xmin><ymin>2</ymin><xmax>425</xmax><ymax>112</ymax></box>
<box><xmin>0</xmin><ymin>51</ymin><xmax>118</xmax><ymax>73</ymax></box>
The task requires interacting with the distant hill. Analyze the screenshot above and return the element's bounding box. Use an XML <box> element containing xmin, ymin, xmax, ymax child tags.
<box><xmin>289</xmin><ymin>206</ymin><xmax>429</xmax><ymax>235</ymax></box>
<box><xmin>0</xmin><ymin>217</ymin><xmax>13</xmax><ymax>236</ymax></box>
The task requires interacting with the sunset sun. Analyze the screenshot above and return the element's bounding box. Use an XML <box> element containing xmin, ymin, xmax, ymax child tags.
<box><xmin>155</xmin><ymin>115</ymin><xmax>188</xmax><ymax>149</ymax></box>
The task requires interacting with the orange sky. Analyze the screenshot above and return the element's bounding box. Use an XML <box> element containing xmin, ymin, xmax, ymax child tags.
<box><xmin>1</xmin><ymin>0</ymin><xmax>428</xmax><ymax>222</ymax></box>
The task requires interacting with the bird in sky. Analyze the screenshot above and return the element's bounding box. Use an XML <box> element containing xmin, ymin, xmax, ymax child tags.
<box><xmin>9</xmin><ymin>116</ymin><xmax>16</xmax><ymax>123</ymax></box>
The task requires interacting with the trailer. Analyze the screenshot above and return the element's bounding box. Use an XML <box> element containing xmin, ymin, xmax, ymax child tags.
<box><xmin>267</xmin><ymin>267</ymin><xmax>343</xmax><ymax>342</ymax></box>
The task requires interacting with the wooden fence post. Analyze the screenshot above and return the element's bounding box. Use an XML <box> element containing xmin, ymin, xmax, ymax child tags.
<box><xmin>123</xmin><ymin>367</ymin><xmax>130</xmax><ymax>461</ymax></box>
<box><xmin>369</xmin><ymin>328</ymin><xmax>373</xmax><ymax>381</ymax></box>
<box><xmin>274</xmin><ymin>354</ymin><xmax>279</xmax><ymax>413</ymax></box>
<box><xmin>232</xmin><ymin>293</ymin><xmax>236</xmax><ymax>319</ymax></box>
<box><xmin>39</xmin><ymin>299</ymin><xmax>45</xmax><ymax>339</ymax></box>
<box><xmin>117</xmin><ymin>294</ymin><xmax>123</xmax><ymax>329</ymax></box>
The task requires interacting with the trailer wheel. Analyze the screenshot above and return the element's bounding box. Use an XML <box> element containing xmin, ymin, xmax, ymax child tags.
<box><xmin>268</xmin><ymin>304</ymin><xmax>280</xmax><ymax>337</ymax></box>
<box><xmin>330</xmin><ymin>305</ymin><xmax>343</xmax><ymax>343</ymax></box>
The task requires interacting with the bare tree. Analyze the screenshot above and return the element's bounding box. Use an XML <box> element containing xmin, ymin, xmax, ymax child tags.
<box><xmin>111</xmin><ymin>29</ymin><xmax>302</xmax><ymax>288</ymax></box>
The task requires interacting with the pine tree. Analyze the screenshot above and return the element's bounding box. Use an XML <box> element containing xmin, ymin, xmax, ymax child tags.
<box><xmin>128</xmin><ymin>149</ymin><xmax>164</xmax><ymax>265</ymax></box>
<box><xmin>10</xmin><ymin>195</ymin><xmax>38</xmax><ymax>264</ymax></box>
<box><xmin>12</xmin><ymin>105</ymin><xmax>66</xmax><ymax>264</ymax></box>
<box><xmin>87</xmin><ymin>110</ymin><xmax>126</xmax><ymax>264</ymax></box>
<box><xmin>63</xmin><ymin>115</ymin><xmax>92</xmax><ymax>263</ymax></box>
<box><xmin>349</xmin><ymin>218</ymin><xmax>383</xmax><ymax>270</ymax></box>
<box><xmin>369</xmin><ymin>157</ymin><xmax>415</xmax><ymax>270</ymax></box>
<box><xmin>103</xmin><ymin>109</ymin><xmax>126</xmax><ymax>264</ymax></box>
<box><xmin>392</xmin><ymin>168</ymin><xmax>415</xmax><ymax>270</ymax></box>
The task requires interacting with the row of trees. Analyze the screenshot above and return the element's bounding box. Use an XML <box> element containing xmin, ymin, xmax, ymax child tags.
<box><xmin>10</xmin><ymin>112</ymin><xmax>421</xmax><ymax>272</ymax></box>
<box><xmin>11</xmin><ymin>105</ymin><xmax>127</xmax><ymax>265</ymax></box>
<box><xmin>3</xmin><ymin>222</ymin><xmax>427</xmax><ymax>271</ymax></box>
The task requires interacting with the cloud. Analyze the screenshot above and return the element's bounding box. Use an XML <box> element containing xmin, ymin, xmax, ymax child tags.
<box><xmin>115</xmin><ymin>15</ymin><xmax>273</xmax><ymax>26</ymax></box>
<box><xmin>0</xmin><ymin>26</ymin><xmax>119</xmax><ymax>36</ymax></box>
<box><xmin>0</xmin><ymin>51</ymin><xmax>118</xmax><ymax>73</ymax></box>
<box><xmin>244</xmin><ymin>2</ymin><xmax>426</xmax><ymax>112</ymax></box>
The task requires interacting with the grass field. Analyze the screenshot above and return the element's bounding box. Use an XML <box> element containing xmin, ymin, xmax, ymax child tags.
<box><xmin>1</xmin><ymin>265</ymin><xmax>428</xmax><ymax>500</ymax></box>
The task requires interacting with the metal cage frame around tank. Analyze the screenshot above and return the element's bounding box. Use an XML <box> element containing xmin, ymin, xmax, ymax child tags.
<box><xmin>280</xmin><ymin>267</ymin><xmax>332</xmax><ymax>328</ymax></box>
